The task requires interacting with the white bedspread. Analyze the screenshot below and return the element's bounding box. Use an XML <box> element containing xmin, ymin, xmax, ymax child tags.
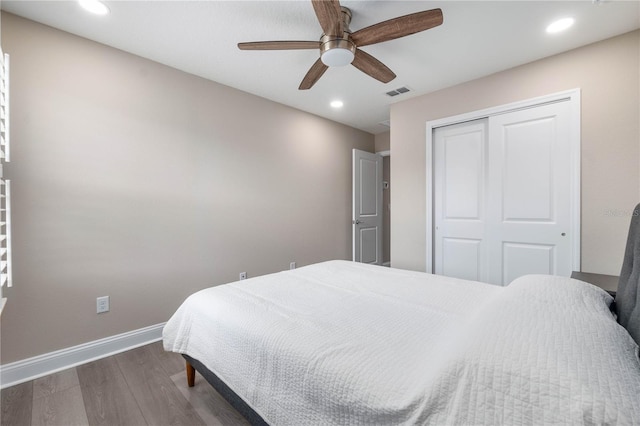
<box><xmin>163</xmin><ymin>260</ymin><xmax>640</xmax><ymax>425</ymax></box>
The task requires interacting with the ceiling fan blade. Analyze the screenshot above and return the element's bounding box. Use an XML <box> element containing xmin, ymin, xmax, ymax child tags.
<box><xmin>299</xmin><ymin>58</ymin><xmax>329</xmax><ymax>90</ymax></box>
<box><xmin>351</xmin><ymin>49</ymin><xmax>396</xmax><ymax>83</ymax></box>
<box><xmin>312</xmin><ymin>0</ymin><xmax>343</xmax><ymax>36</ymax></box>
<box><xmin>238</xmin><ymin>41</ymin><xmax>321</xmax><ymax>50</ymax></box>
<box><xmin>351</xmin><ymin>8</ymin><xmax>443</xmax><ymax>47</ymax></box>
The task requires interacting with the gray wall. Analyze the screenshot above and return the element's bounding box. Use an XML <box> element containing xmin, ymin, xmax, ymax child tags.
<box><xmin>374</xmin><ymin>132</ymin><xmax>390</xmax><ymax>152</ymax></box>
<box><xmin>382</xmin><ymin>156</ymin><xmax>390</xmax><ymax>265</ymax></box>
<box><xmin>391</xmin><ymin>30</ymin><xmax>639</xmax><ymax>276</ymax></box>
<box><xmin>0</xmin><ymin>13</ymin><xmax>374</xmax><ymax>364</ymax></box>
<box><xmin>375</xmin><ymin>132</ymin><xmax>391</xmax><ymax>263</ymax></box>
<box><xmin>375</xmin><ymin>132</ymin><xmax>390</xmax><ymax>264</ymax></box>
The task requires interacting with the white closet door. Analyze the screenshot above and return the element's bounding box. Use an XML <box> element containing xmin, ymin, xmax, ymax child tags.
<box><xmin>434</xmin><ymin>120</ymin><xmax>488</xmax><ymax>282</ymax></box>
<box><xmin>434</xmin><ymin>101</ymin><xmax>573</xmax><ymax>286</ymax></box>
<box><xmin>486</xmin><ymin>101</ymin><xmax>572</xmax><ymax>285</ymax></box>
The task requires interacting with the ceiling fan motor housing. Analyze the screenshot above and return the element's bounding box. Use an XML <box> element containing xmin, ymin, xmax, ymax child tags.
<box><xmin>320</xmin><ymin>6</ymin><xmax>355</xmax><ymax>67</ymax></box>
<box><xmin>320</xmin><ymin>33</ymin><xmax>355</xmax><ymax>67</ymax></box>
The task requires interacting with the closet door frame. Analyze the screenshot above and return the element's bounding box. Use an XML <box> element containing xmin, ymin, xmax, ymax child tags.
<box><xmin>425</xmin><ymin>88</ymin><xmax>581</xmax><ymax>274</ymax></box>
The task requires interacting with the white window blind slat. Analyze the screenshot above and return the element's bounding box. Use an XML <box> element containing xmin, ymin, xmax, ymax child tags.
<box><xmin>3</xmin><ymin>180</ymin><xmax>12</xmax><ymax>289</ymax></box>
<box><xmin>0</xmin><ymin>51</ymin><xmax>7</xmax><ymax>313</ymax></box>
<box><xmin>3</xmin><ymin>53</ymin><xmax>9</xmax><ymax>162</ymax></box>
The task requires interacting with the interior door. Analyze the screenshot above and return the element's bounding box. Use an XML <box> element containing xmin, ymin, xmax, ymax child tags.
<box><xmin>352</xmin><ymin>149</ymin><xmax>383</xmax><ymax>265</ymax></box>
<box><xmin>433</xmin><ymin>101</ymin><xmax>574</xmax><ymax>285</ymax></box>
<box><xmin>434</xmin><ymin>120</ymin><xmax>488</xmax><ymax>281</ymax></box>
<box><xmin>486</xmin><ymin>101</ymin><xmax>572</xmax><ymax>285</ymax></box>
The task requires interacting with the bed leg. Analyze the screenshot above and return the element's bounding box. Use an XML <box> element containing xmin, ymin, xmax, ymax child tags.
<box><xmin>186</xmin><ymin>361</ymin><xmax>196</xmax><ymax>387</ymax></box>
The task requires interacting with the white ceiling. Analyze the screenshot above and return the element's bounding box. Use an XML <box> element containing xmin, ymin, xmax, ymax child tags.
<box><xmin>2</xmin><ymin>1</ymin><xmax>639</xmax><ymax>134</ymax></box>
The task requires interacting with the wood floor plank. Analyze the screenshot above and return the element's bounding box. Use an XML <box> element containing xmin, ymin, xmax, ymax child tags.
<box><xmin>33</xmin><ymin>368</ymin><xmax>80</xmax><ymax>400</ymax></box>
<box><xmin>171</xmin><ymin>372</ymin><xmax>250</xmax><ymax>426</ymax></box>
<box><xmin>1</xmin><ymin>381</ymin><xmax>33</xmax><ymax>426</ymax></box>
<box><xmin>115</xmin><ymin>345</ymin><xmax>205</xmax><ymax>426</ymax></box>
<box><xmin>147</xmin><ymin>341</ymin><xmax>184</xmax><ymax>377</ymax></box>
<box><xmin>76</xmin><ymin>357</ymin><xmax>147</xmax><ymax>426</ymax></box>
<box><xmin>31</xmin><ymin>385</ymin><xmax>88</xmax><ymax>426</ymax></box>
<box><xmin>2</xmin><ymin>343</ymin><xmax>248</xmax><ymax>426</ymax></box>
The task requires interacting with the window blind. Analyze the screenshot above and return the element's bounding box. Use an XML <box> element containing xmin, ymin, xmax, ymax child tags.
<box><xmin>0</xmin><ymin>50</ymin><xmax>11</xmax><ymax>310</ymax></box>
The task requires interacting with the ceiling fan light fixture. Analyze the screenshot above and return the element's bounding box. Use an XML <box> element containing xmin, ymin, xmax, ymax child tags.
<box><xmin>320</xmin><ymin>34</ymin><xmax>356</xmax><ymax>67</ymax></box>
<box><xmin>321</xmin><ymin>48</ymin><xmax>355</xmax><ymax>67</ymax></box>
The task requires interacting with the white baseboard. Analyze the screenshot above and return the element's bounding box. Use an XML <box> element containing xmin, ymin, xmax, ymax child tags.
<box><xmin>0</xmin><ymin>322</ymin><xmax>165</xmax><ymax>389</ymax></box>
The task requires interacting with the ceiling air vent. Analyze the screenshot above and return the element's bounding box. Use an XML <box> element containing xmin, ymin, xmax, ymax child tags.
<box><xmin>385</xmin><ymin>86</ymin><xmax>411</xmax><ymax>97</ymax></box>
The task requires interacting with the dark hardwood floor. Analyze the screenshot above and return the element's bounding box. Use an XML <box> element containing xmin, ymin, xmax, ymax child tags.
<box><xmin>1</xmin><ymin>342</ymin><xmax>250</xmax><ymax>426</ymax></box>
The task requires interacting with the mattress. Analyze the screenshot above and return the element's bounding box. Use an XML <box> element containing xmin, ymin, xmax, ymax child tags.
<box><xmin>163</xmin><ymin>260</ymin><xmax>640</xmax><ymax>425</ymax></box>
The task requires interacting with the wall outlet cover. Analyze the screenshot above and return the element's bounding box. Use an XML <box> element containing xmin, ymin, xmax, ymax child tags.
<box><xmin>97</xmin><ymin>296</ymin><xmax>109</xmax><ymax>314</ymax></box>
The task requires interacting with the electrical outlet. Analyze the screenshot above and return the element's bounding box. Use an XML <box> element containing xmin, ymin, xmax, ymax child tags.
<box><xmin>239</xmin><ymin>272</ymin><xmax>247</xmax><ymax>280</ymax></box>
<box><xmin>290</xmin><ymin>262</ymin><xmax>296</xmax><ymax>270</ymax></box>
<box><xmin>97</xmin><ymin>296</ymin><xmax>109</xmax><ymax>314</ymax></box>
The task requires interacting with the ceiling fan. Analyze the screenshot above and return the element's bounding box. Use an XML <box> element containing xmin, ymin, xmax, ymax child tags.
<box><xmin>238</xmin><ymin>0</ymin><xmax>443</xmax><ymax>90</ymax></box>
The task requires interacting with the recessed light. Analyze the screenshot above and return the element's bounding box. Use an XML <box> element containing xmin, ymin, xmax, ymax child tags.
<box><xmin>78</xmin><ymin>0</ymin><xmax>110</xmax><ymax>15</ymax></box>
<box><xmin>546</xmin><ymin>17</ymin><xmax>574</xmax><ymax>34</ymax></box>
<box><xmin>330</xmin><ymin>100</ymin><xmax>344</xmax><ymax>108</ymax></box>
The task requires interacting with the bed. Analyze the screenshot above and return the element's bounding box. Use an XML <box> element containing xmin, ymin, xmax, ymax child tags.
<box><xmin>163</xmin><ymin>211</ymin><xmax>640</xmax><ymax>425</ymax></box>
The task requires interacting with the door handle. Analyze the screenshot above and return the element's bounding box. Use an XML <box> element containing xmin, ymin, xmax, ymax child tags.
<box><xmin>353</xmin><ymin>219</ymin><xmax>364</xmax><ymax>225</ymax></box>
